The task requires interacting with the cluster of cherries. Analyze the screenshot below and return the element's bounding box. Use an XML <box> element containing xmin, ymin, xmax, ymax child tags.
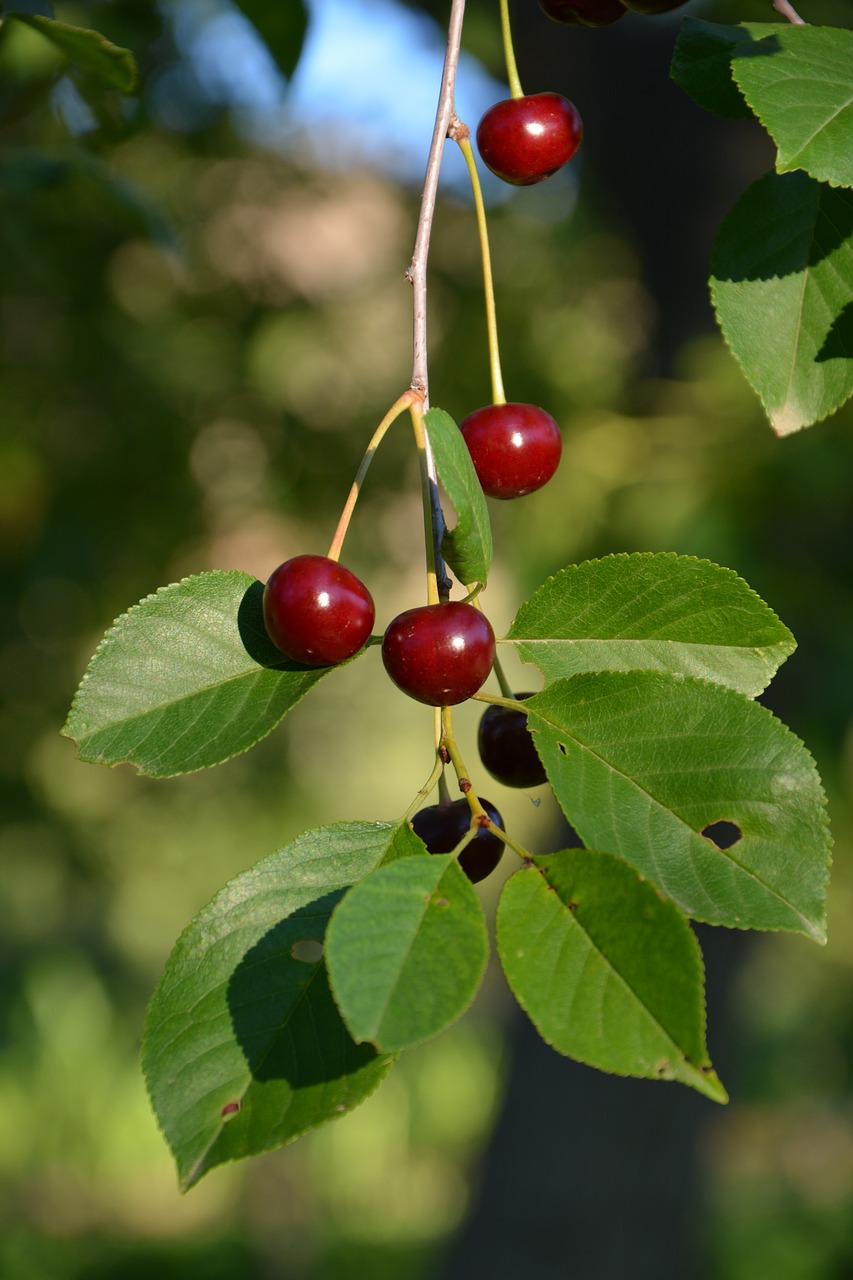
<box><xmin>260</xmin><ymin>27</ymin><xmax>599</xmax><ymax>883</ymax></box>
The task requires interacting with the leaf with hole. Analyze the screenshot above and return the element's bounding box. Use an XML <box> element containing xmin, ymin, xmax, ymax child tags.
<box><xmin>505</xmin><ymin>553</ymin><xmax>794</xmax><ymax>697</ymax></box>
<box><xmin>523</xmin><ymin>671</ymin><xmax>830</xmax><ymax>940</ymax></box>
<box><xmin>711</xmin><ymin>171</ymin><xmax>853</xmax><ymax>435</ymax></box>
<box><xmin>497</xmin><ymin>851</ymin><xmax>726</xmax><ymax>1101</ymax></box>
<box><xmin>732</xmin><ymin>26</ymin><xmax>853</xmax><ymax>189</ymax></box>
<box><xmin>425</xmin><ymin>406</ymin><xmax>493</xmax><ymax>587</ymax></box>
<box><xmin>326</xmin><ymin>853</ymin><xmax>490</xmax><ymax>1052</ymax></box>
<box><xmin>143</xmin><ymin>819</ymin><xmax>421</xmax><ymax>1190</ymax></box>
<box><xmin>63</xmin><ymin>571</ymin><xmax>346</xmax><ymax>777</ymax></box>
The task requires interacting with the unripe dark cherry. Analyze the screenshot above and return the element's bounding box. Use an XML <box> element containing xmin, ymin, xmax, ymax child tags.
<box><xmin>538</xmin><ymin>0</ymin><xmax>627</xmax><ymax>26</ymax></box>
<box><xmin>477</xmin><ymin>92</ymin><xmax>582</xmax><ymax>186</ymax></box>
<box><xmin>381</xmin><ymin>602</ymin><xmax>495</xmax><ymax>706</ymax></box>
<box><xmin>263</xmin><ymin>554</ymin><xmax>375</xmax><ymax>666</ymax></box>
<box><xmin>459</xmin><ymin>403</ymin><xmax>562</xmax><ymax>500</ymax></box>
<box><xmin>478</xmin><ymin>694</ymin><xmax>548</xmax><ymax>789</ymax></box>
<box><xmin>412</xmin><ymin>797</ymin><xmax>505</xmax><ymax>884</ymax></box>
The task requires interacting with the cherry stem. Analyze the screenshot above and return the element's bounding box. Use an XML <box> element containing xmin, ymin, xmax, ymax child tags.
<box><xmin>326</xmin><ymin>390</ymin><xmax>418</xmax><ymax>561</ymax></box>
<box><xmin>454</xmin><ymin>129</ymin><xmax>507</xmax><ymax>406</ymax></box>
<box><xmin>402</xmin><ymin>750</ymin><xmax>445</xmax><ymax>822</ymax></box>
<box><xmin>410</xmin><ymin>399</ymin><xmax>451</xmax><ymax>604</ymax></box>
<box><xmin>772</xmin><ymin>0</ymin><xmax>806</xmax><ymax>21</ymax></box>
<box><xmin>491</xmin><ymin>648</ymin><xmax>515</xmax><ymax>699</ymax></box>
<box><xmin>499</xmin><ymin>0</ymin><xmax>525</xmax><ymax>100</ymax></box>
<box><xmin>440</xmin><ymin>706</ymin><xmax>531</xmax><ymax>861</ymax></box>
<box><xmin>407</xmin><ymin>0</ymin><xmax>467</xmax><ymax>399</ymax></box>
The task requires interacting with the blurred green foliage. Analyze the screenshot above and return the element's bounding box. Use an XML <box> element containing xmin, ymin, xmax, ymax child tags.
<box><xmin>1</xmin><ymin>0</ymin><xmax>852</xmax><ymax>1276</ymax></box>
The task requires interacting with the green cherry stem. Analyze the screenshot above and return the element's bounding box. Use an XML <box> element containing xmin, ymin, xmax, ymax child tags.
<box><xmin>326</xmin><ymin>389</ymin><xmax>418</xmax><ymax>562</ymax></box>
<box><xmin>491</xmin><ymin>648</ymin><xmax>515</xmax><ymax>698</ymax></box>
<box><xmin>440</xmin><ymin>706</ymin><xmax>532</xmax><ymax>861</ymax></box>
<box><xmin>498</xmin><ymin>0</ymin><xmax>525</xmax><ymax>101</ymax></box>
<box><xmin>454</xmin><ymin>129</ymin><xmax>506</xmax><ymax>407</ymax></box>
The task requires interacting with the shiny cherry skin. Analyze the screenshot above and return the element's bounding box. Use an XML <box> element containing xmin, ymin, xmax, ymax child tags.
<box><xmin>459</xmin><ymin>403</ymin><xmax>562</xmax><ymax>500</ymax></box>
<box><xmin>263</xmin><ymin>554</ymin><xmax>375</xmax><ymax>666</ymax></box>
<box><xmin>381</xmin><ymin>602</ymin><xmax>495</xmax><ymax>706</ymax></box>
<box><xmin>538</xmin><ymin>0</ymin><xmax>627</xmax><ymax>26</ymax></box>
<box><xmin>478</xmin><ymin>693</ymin><xmax>548</xmax><ymax>789</ymax></box>
<box><xmin>412</xmin><ymin>797</ymin><xmax>505</xmax><ymax>884</ymax></box>
<box><xmin>477</xmin><ymin>93</ymin><xmax>582</xmax><ymax>186</ymax></box>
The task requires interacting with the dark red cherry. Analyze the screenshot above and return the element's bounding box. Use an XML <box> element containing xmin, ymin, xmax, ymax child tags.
<box><xmin>459</xmin><ymin>403</ymin><xmax>562</xmax><ymax>499</ymax></box>
<box><xmin>538</xmin><ymin>0</ymin><xmax>627</xmax><ymax>26</ymax></box>
<box><xmin>263</xmin><ymin>554</ymin><xmax>374</xmax><ymax>666</ymax></box>
<box><xmin>621</xmin><ymin>0</ymin><xmax>686</xmax><ymax>11</ymax></box>
<box><xmin>381</xmin><ymin>602</ymin><xmax>495</xmax><ymax>706</ymax></box>
<box><xmin>412</xmin><ymin>797</ymin><xmax>505</xmax><ymax>884</ymax></box>
<box><xmin>478</xmin><ymin>694</ymin><xmax>548</xmax><ymax>788</ymax></box>
<box><xmin>476</xmin><ymin>93</ymin><xmax>582</xmax><ymax>186</ymax></box>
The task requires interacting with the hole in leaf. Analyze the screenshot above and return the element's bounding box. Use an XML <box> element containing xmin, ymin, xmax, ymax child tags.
<box><xmin>290</xmin><ymin>939</ymin><xmax>324</xmax><ymax>964</ymax></box>
<box><xmin>220</xmin><ymin>1100</ymin><xmax>240</xmax><ymax>1119</ymax></box>
<box><xmin>558</xmin><ymin>742</ymin><xmax>568</xmax><ymax>755</ymax></box>
<box><xmin>701</xmin><ymin>820</ymin><xmax>743</xmax><ymax>850</ymax></box>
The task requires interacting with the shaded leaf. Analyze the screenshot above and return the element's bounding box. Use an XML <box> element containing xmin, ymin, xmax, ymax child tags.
<box><xmin>733</xmin><ymin>26</ymin><xmax>853</xmax><ymax>189</ymax></box>
<box><xmin>3</xmin><ymin>12</ymin><xmax>137</xmax><ymax>91</ymax></box>
<box><xmin>143</xmin><ymin>820</ymin><xmax>418</xmax><ymax>1190</ymax></box>
<box><xmin>63</xmin><ymin>571</ymin><xmax>344</xmax><ymax>777</ymax></box>
<box><xmin>523</xmin><ymin>671</ymin><xmax>830</xmax><ymax>940</ymax></box>
<box><xmin>670</xmin><ymin>19</ymin><xmax>778</xmax><ymax>120</ymax></box>
<box><xmin>326</xmin><ymin>854</ymin><xmax>489</xmax><ymax>1052</ymax></box>
<box><xmin>711</xmin><ymin>171</ymin><xmax>853</xmax><ymax>435</ymax></box>
<box><xmin>232</xmin><ymin>0</ymin><xmax>308</xmax><ymax>81</ymax></box>
<box><xmin>425</xmin><ymin>407</ymin><xmax>492</xmax><ymax>586</ymax></box>
<box><xmin>505</xmin><ymin>553</ymin><xmax>794</xmax><ymax>697</ymax></box>
<box><xmin>497</xmin><ymin>851</ymin><xmax>726</xmax><ymax>1101</ymax></box>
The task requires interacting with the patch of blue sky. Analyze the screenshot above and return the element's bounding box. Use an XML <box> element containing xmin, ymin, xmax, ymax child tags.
<box><xmin>171</xmin><ymin>0</ymin><xmax>516</xmax><ymax>197</ymax></box>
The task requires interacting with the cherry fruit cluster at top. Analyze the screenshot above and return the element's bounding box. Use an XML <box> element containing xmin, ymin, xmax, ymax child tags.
<box><xmin>261</xmin><ymin>0</ymin><xmax>626</xmax><ymax>881</ymax></box>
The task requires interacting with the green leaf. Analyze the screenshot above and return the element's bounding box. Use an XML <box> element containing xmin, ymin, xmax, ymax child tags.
<box><xmin>732</xmin><ymin>27</ymin><xmax>853</xmax><ymax>189</ymax></box>
<box><xmin>425</xmin><ymin>406</ymin><xmax>493</xmax><ymax>587</ymax></box>
<box><xmin>497</xmin><ymin>852</ymin><xmax>726</xmax><ymax>1102</ymax></box>
<box><xmin>143</xmin><ymin>819</ymin><xmax>418</xmax><ymax>1190</ymax></box>
<box><xmin>505</xmin><ymin>553</ymin><xmax>794</xmax><ymax>697</ymax></box>
<box><xmin>711</xmin><ymin>171</ymin><xmax>853</xmax><ymax>435</ymax></box>
<box><xmin>523</xmin><ymin>671</ymin><xmax>831</xmax><ymax>940</ymax></box>
<box><xmin>325</xmin><ymin>854</ymin><xmax>490</xmax><ymax>1052</ymax></box>
<box><xmin>2</xmin><ymin>13</ymin><xmax>137</xmax><ymax>91</ymax></box>
<box><xmin>232</xmin><ymin>0</ymin><xmax>308</xmax><ymax>81</ymax></box>
<box><xmin>670</xmin><ymin>19</ymin><xmax>779</xmax><ymax>120</ymax></box>
<box><xmin>62</xmin><ymin>571</ymin><xmax>343</xmax><ymax>777</ymax></box>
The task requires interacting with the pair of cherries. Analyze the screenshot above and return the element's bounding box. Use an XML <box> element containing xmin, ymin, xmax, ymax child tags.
<box><xmin>540</xmin><ymin>0</ymin><xmax>686</xmax><ymax>27</ymax></box>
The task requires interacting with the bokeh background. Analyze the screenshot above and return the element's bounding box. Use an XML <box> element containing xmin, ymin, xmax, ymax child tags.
<box><xmin>1</xmin><ymin>0</ymin><xmax>852</xmax><ymax>1276</ymax></box>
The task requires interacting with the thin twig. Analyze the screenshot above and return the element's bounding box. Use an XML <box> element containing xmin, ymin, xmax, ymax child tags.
<box><xmin>405</xmin><ymin>0</ymin><xmax>466</xmax><ymax>601</ymax></box>
<box><xmin>772</xmin><ymin>0</ymin><xmax>806</xmax><ymax>22</ymax></box>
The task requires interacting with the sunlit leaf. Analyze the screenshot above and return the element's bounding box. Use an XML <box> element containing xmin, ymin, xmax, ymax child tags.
<box><xmin>711</xmin><ymin>171</ymin><xmax>853</xmax><ymax>435</ymax></box>
<box><xmin>497</xmin><ymin>851</ymin><xmax>726</xmax><ymax>1101</ymax></box>
<box><xmin>143</xmin><ymin>820</ymin><xmax>419</xmax><ymax>1190</ymax></box>
<box><xmin>326</xmin><ymin>854</ymin><xmax>489</xmax><ymax>1052</ymax></box>
<box><xmin>732</xmin><ymin>26</ymin><xmax>853</xmax><ymax>189</ymax></box>
<box><xmin>505</xmin><ymin>553</ymin><xmax>794</xmax><ymax>697</ymax></box>
<box><xmin>63</xmin><ymin>571</ymin><xmax>344</xmax><ymax>777</ymax></box>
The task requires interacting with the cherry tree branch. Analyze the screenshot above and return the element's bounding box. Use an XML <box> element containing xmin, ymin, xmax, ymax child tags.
<box><xmin>772</xmin><ymin>0</ymin><xmax>806</xmax><ymax>23</ymax></box>
<box><xmin>406</xmin><ymin>0</ymin><xmax>467</xmax><ymax>602</ymax></box>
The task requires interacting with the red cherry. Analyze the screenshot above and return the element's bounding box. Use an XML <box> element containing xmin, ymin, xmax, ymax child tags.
<box><xmin>263</xmin><ymin>554</ymin><xmax>375</xmax><ymax>666</ymax></box>
<box><xmin>411</xmin><ymin>797</ymin><xmax>505</xmax><ymax>884</ymax></box>
<box><xmin>478</xmin><ymin>694</ymin><xmax>548</xmax><ymax>788</ymax></box>
<box><xmin>538</xmin><ymin>0</ymin><xmax>627</xmax><ymax>26</ymax></box>
<box><xmin>459</xmin><ymin>403</ymin><xmax>562</xmax><ymax>500</ymax></box>
<box><xmin>381</xmin><ymin>602</ymin><xmax>495</xmax><ymax>706</ymax></box>
<box><xmin>476</xmin><ymin>92</ymin><xmax>582</xmax><ymax>186</ymax></box>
